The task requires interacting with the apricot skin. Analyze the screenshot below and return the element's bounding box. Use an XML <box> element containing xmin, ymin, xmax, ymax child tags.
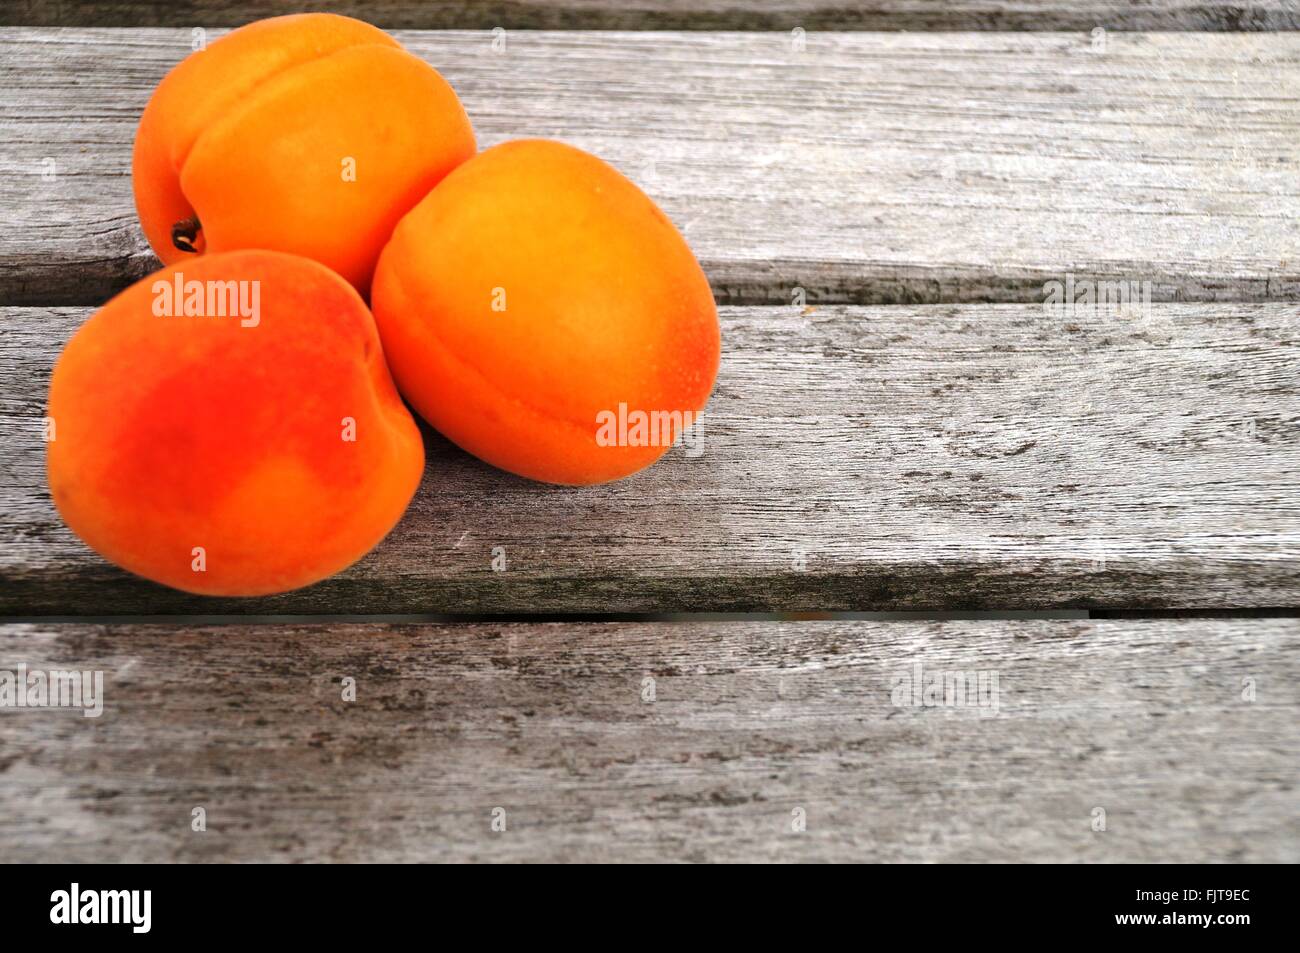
<box><xmin>133</xmin><ymin>13</ymin><xmax>475</xmax><ymax>296</ymax></box>
<box><xmin>371</xmin><ymin>139</ymin><xmax>721</xmax><ymax>485</ymax></box>
<box><xmin>46</xmin><ymin>250</ymin><xmax>425</xmax><ymax>597</ymax></box>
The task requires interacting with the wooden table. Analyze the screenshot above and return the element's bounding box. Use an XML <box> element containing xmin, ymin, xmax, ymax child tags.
<box><xmin>1</xmin><ymin>1</ymin><xmax>1297</xmax><ymax>862</ymax></box>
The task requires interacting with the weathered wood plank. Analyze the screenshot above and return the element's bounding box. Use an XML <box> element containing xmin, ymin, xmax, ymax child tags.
<box><xmin>1</xmin><ymin>29</ymin><xmax>1297</xmax><ymax>306</ymax></box>
<box><xmin>1</xmin><ymin>618</ymin><xmax>1294</xmax><ymax>862</ymax></box>
<box><xmin>2</xmin><ymin>302</ymin><xmax>1296</xmax><ymax>615</ymax></box>
<box><xmin>2</xmin><ymin>1</ymin><xmax>1297</xmax><ymax>32</ymax></box>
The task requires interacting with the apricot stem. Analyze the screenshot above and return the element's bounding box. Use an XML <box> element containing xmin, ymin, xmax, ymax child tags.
<box><xmin>171</xmin><ymin>216</ymin><xmax>201</xmax><ymax>253</ymax></box>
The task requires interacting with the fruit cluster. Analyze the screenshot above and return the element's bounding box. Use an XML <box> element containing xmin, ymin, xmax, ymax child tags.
<box><xmin>46</xmin><ymin>13</ymin><xmax>721</xmax><ymax>597</ymax></box>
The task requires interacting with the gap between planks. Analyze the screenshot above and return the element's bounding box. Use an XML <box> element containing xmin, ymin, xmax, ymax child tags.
<box><xmin>2</xmin><ymin>1</ymin><xmax>1298</xmax><ymax>32</ymax></box>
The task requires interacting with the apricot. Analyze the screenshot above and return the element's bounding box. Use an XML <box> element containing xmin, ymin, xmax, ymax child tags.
<box><xmin>46</xmin><ymin>250</ymin><xmax>424</xmax><ymax>596</ymax></box>
<box><xmin>371</xmin><ymin>139</ymin><xmax>720</xmax><ymax>485</ymax></box>
<box><xmin>133</xmin><ymin>13</ymin><xmax>475</xmax><ymax>296</ymax></box>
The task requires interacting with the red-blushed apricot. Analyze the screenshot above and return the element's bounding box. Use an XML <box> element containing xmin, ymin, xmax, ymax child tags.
<box><xmin>46</xmin><ymin>250</ymin><xmax>424</xmax><ymax>596</ymax></box>
<box><xmin>371</xmin><ymin>139</ymin><xmax>721</xmax><ymax>485</ymax></box>
<box><xmin>133</xmin><ymin>13</ymin><xmax>475</xmax><ymax>296</ymax></box>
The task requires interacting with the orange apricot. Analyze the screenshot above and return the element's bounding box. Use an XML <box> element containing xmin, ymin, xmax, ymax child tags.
<box><xmin>371</xmin><ymin>139</ymin><xmax>721</xmax><ymax>485</ymax></box>
<box><xmin>133</xmin><ymin>13</ymin><xmax>475</xmax><ymax>296</ymax></box>
<box><xmin>46</xmin><ymin>250</ymin><xmax>425</xmax><ymax>596</ymax></box>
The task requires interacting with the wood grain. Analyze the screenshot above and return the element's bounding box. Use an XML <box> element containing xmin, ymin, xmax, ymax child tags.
<box><xmin>3</xmin><ymin>302</ymin><xmax>1296</xmax><ymax>615</ymax></box>
<box><xmin>3</xmin><ymin>1</ymin><xmax>1297</xmax><ymax>32</ymax></box>
<box><xmin>2</xmin><ymin>29</ymin><xmax>1298</xmax><ymax>306</ymax></box>
<box><xmin>0</xmin><ymin>618</ymin><xmax>1294</xmax><ymax>862</ymax></box>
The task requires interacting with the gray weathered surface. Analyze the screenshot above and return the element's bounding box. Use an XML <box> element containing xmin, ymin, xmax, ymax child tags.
<box><xmin>2</xmin><ymin>29</ymin><xmax>1298</xmax><ymax>305</ymax></box>
<box><xmin>0</xmin><ymin>618</ymin><xmax>1294</xmax><ymax>862</ymax></box>
<box><xmin>3</xmin><ymin>302</ymin><xmax>1296</xmax><ymax>615</ymax></box>
<box><xmin>3</xmin><ymin>1</ymin><xmax>1298</xmax><ymax>31</ymax></box>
